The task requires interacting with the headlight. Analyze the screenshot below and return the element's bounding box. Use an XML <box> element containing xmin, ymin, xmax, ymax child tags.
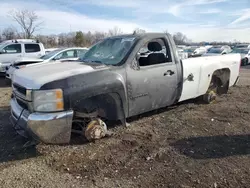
<box><xmin>33</xmin><ymin>89</ymin><xmax>64</xmax><ymax>112</ymax></box>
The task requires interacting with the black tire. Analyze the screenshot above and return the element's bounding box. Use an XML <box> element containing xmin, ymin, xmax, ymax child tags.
<box><xmin>245</xmin><ymin>58</ymin><xmax>249</xmax><ymax>65</ymax></box>
<box><xmin>242</xmin><ymin>58</ymin><xmax>248</xmax><ymax>66</ymax></box>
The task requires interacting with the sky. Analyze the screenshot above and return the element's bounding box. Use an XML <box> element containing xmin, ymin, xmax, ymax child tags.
<box><xmin>0</xmin><ymin>0</ymin><xmax>250</xmax><ymax>42</ymax></box>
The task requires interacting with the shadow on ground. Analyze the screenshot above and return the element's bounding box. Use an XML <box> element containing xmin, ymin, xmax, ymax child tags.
<box><xmin>0</xmin><ymin>107</ymin><xmax>39</xmax><ymax>163</ymax></box>
<box><xmin>172</xmin><ymin>134</ymin><xmax>250</xmax><ymax>159</ymax></box>
<box><xmin>0</xmin><ymin>77</ymin><xmax>11</xmax><ymax>88</ymax></box>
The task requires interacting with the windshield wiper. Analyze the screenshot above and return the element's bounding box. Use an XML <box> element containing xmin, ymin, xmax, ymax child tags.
<box><xmin>81</xmin><ymin>59</ymin><xmax>103</xmax><ymax>64</ymax></box>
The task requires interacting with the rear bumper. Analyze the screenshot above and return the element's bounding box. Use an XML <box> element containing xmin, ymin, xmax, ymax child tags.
<box><xmin>10</xmin><ymin>98</ymin><xmax>74</xmax><ymax>144</ymax></box>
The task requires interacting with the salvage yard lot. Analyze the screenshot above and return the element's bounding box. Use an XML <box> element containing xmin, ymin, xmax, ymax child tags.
<box><xmin>0</xmin><ymin>68</ymin><xmax>250</xmax><ymax>188</ymax></box>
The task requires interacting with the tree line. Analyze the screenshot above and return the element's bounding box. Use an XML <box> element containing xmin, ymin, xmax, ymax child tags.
<box><xmin>0</xmin><ymin>9</ymin><xmax>247</xmax><ymax>48</ymax></box>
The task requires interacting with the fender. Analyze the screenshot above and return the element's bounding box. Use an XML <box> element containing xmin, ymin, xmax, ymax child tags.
<box><xmin>40</xmin><ymin>67</ymin><xmax>128</xmax><ymax>120</ymax></box>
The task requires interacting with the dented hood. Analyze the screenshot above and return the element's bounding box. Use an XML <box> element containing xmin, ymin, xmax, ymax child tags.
<box><xmin>12</xmin><ymin>61</ymin><xmax>107</xmax><ymax>89</ymax></box>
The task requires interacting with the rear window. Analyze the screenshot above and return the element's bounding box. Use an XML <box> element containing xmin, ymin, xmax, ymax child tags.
<box><xmin>25</xmin><ymin>44</ymin><xmax>41</xmax><ymax>53</ymax></box>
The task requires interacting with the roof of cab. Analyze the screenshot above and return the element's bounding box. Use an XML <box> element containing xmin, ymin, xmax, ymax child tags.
<box><xmin>107</xmin><ymin>32</ymin><xmax>169</xmax><ymax>40</ymax></box>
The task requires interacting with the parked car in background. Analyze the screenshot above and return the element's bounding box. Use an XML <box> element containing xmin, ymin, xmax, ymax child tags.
<box><xmin>235</xmin><ymin>44</ymin><xmax>250</xmax><ymax>49</ymax></box>
<box><xmin>184</xmin><ymin>47</ymin><xmax>196</xmax><ymax>58</ymax></box>
<box><xmin>6</xmin><ymin>47</ymin><xmax>88</xmax><ymax>80</ymax></box>
<box><xmin>177</xmin><ymin>48</ymin><xmax>188</xmax><ymax>59</ymax></box>
<box><xmin>202</xmin><ymin>46</ymin><xmax>232</xmax><ymax>56</ymax></box>
<box><xmin>45</xmin><ymin>48</ymin><xmax>59</xmax><ymax>54</ymax></box>
<box><xmin>230</xmin><ymin>48</ymin><xmax>250</xmax><ymax>66</ymax></box>
<box><xmin>191</xmin><ymin>47</ymin><xmax>207</xmax><ymax>57</ymax></box>
<box><xmin>0</xmin><ymin>39</ymin><xmax>45</xmax><ymax>74</ymax></box>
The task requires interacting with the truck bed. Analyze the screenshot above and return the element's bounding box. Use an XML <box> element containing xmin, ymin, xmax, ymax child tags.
<box><xmin>179</xmin><ymin>53</ymin><xmax>241</xmax><ymax>102</ymax></box>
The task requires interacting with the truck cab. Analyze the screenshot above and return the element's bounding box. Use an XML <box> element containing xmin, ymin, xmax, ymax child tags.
<box><xmin>0</xmin><ymin>39</ymin><xmax>45</xmax><ymax>73</ymax></box>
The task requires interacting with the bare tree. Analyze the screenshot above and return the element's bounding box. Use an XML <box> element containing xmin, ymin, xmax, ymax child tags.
<box><xmin>173</xmin><ymin>32</ymin><xmax>187</xmax><ymax>45</ymax></box>
<box><xmin>133</xmin><ymin>28</ymin><xmax>146</xmax><ymax>34</ymax></box>
<box><xmin>108</xmin><ymin>26</ymin><xmax>123</xmax><ymax>37</ymax></box>
<box><xmin>9</xmin><ymin>9</ymin><xmax>43</xmax><ymax>39</ymax></box>
<box><xmin>2</xmin><ymin>27</ymin><xmax>17</xmax><ymax>40</ymax></box>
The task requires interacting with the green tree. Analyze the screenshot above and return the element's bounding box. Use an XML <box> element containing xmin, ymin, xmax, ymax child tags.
<box><xmin>74</xmin><ymin>31</ymin><xmax>84</xmax><ymax>46</ymax></box>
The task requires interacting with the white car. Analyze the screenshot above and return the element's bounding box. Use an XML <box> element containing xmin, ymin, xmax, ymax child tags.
<box><xmin>0</xmin><ymin>39</ymin><xmax>45</xmax><ymax>73</ymax></box>
<box><xmin>202</xmin><ymin>46</ymin><xmax>232</xmax><ymax>57</ymax></box>
<box><xmin>177</xmin><ymin>48</ymin><xmax>188</xmax><ymax>59</ymax></box>
<box><xmin>230</xmin><ymin>48</ymin><xmax>250</xmax><ymax>66</ymax></box>
<box><xmin>6</xmin><ymin>47</ymin><xmax>88</xmax><ymax>80</ymax></box>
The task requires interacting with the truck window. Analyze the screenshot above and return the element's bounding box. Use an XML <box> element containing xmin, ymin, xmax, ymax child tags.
<box><xmin>2</xmin><ymin>44</ymin><xmax>21</xmax><ymax>54</ymax></box>
<box><xmin>138</xmin><ymin>38</ymin><xmax>171</xmax><ymax>67</ymax></box>
<box><xmin>25</xmin><ymin>44</ymin><xmax>41</xmax><ymax>53</ymax></box>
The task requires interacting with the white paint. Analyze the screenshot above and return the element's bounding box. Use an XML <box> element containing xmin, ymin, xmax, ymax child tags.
<box><xmin>179</xmin><ymin>53</ymin><xmax>241</xmax><ymax>102</ymax></box>
<box><xmin>12</xmin><ymin>62</ymin><xmax>96</xmax><ymax>89</ymax></box>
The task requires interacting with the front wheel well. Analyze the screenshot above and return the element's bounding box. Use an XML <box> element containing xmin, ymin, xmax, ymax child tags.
<box><xmin>73</xmin><ymin>93</ymin><xmax>125</xmax><ymax>121</ymax></box>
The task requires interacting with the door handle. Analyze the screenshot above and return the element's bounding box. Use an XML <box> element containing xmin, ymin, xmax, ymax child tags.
<box><xmin>164</xmin><ymin>70</ymin><xmax>175</xmax><ymax>76</ymax></box>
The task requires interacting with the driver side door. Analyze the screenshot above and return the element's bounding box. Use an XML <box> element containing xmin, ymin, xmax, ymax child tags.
<box><xmin>126</xmin><ymin>38</ymin><xmax>178</xmax><ymax>117</ymax></box>
<box><xmin>0</xmin><ymin>44</ymin><xmax>23</xmax><ymax>63</ymax></box>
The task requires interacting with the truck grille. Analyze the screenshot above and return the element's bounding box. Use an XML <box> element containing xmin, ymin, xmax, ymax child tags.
<box><xmin>13</xmin><ymin>83</ymin><xmax>26</xmax><ymax>96</ymax></box>
<box><xmin>12</xmin><ymin>83</ymin><xmax>31</xmax><ymax>111</ymax></box>
<box><xmin>16</xmin><ymin>98</ymin><xmax>29</xmax><ymax>110</ymax></box>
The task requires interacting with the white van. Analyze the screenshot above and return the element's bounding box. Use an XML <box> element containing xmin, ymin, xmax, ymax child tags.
<box><xmin>0</xmin><ymin>39</ymin><xmax>45</xmax><ymax>73</ymax></box>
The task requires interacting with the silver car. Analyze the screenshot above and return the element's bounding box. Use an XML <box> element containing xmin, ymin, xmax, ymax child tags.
<box><xmin>6</xmin><ymin>47</ymin><xmax>89</xmax><ymax>80</ymax></box>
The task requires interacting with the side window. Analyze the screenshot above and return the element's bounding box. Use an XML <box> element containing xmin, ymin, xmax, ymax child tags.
<box><xmin>138</xmin><ymin>38</ymin><xmax>172</xmax><ymax>67</ymax></box>
<box><xmin>2</xmin><ymin>44</ymin><xmax>21</xmax><ymax>54</ymax></box>
<box><xmin>55</xmin><ymin>50</ymin><xmax>77</xmax><ymax>59</ymax></box>
<box><xmin>25</xmin><ymin>44</ymin><xmax>41</xmax><ymax>53</ymax></box>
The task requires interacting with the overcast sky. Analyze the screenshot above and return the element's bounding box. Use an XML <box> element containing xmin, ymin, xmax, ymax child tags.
<box><xmin>0</xmin><ymin>0</ymin><xmax>250</xmax><ymax>42</ymax></box>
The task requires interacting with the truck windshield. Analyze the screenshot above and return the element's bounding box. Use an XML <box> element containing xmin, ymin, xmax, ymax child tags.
<box><xmin>80</xmin><ymin>36</ymin><xmax>136</xmax><ymax>65</ymax></box>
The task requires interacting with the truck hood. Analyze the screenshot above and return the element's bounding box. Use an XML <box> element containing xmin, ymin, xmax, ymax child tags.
<box><xmin>12</xmin><ymin>61</ymin><xmax>107</xmax><ymax>89</ymax></box>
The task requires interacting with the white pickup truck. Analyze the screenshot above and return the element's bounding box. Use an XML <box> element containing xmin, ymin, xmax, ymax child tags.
<box><xmin>0</xmin><ymin>39</ymin><xmax>45</xmax><ymax>73</ymax></box>
<box><xmin>10</xmin><ymin>33</ymin><xmax>241</xmax><ymax>144</ymax></box>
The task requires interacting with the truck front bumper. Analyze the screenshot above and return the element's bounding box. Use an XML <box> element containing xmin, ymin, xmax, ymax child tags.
<box><xmin>10</xmin><ymin>98</ymin><xmax>74</xmax><ymax>144</ymax></box>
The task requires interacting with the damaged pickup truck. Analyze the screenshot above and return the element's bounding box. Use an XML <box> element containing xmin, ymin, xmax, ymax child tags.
<box><xmin>10</xmin><ymin>33</ymin><xmax>241</xmax><ymax>144</ymax></box>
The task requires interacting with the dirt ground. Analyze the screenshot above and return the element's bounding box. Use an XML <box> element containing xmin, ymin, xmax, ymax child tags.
<box><xmin>0</xmin><ymin>67</ymin><xmax>250</xmax><ymax>188</ymax></box>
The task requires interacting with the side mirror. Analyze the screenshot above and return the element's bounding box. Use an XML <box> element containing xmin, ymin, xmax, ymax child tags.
<box><xmin>53</xmin><ymin>56</ymin><xmax>60</xmax><ymax>61</ymax></box>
